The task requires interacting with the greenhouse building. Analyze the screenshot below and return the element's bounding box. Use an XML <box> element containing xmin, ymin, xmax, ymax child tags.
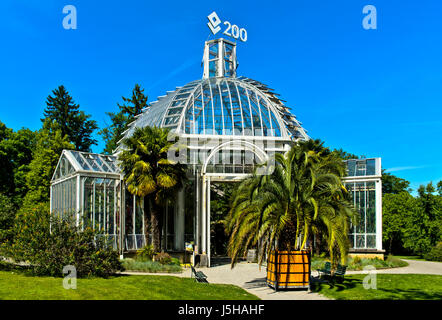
<box><xmin>50</xmin><ymin>38</ymin><xmax>384</xmax><ymax>266</ymax></box>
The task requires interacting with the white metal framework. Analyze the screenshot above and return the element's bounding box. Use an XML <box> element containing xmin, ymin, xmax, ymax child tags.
<box><xmin>50</xmin><ymin>150</ymin><xmax>123</xmax><ymax>251</ymax></box>
<box><xmin>343</xmin><ymin>158</ymin><xmax>383</xmax><ymax>252</ymax></box>
<box><xmin>50</xmin><ymin>37</ymin><xmax>383</xmax><ymax>265</ymax></box>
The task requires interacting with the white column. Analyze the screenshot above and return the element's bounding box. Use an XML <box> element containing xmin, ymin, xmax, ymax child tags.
<box><xmin>207</xmin><ymin>177</ymin><xmax>211</xmax><ymax>267</ymax></box>
<box><xmin>92</xmin><ymin>181</ymin><xmax>96</xmax><ymax>229</ymax></box>
<box><xmin>195</xmin><ymin>172</ymin><xmax>200</xmax><ymax>254</ymax></box>
<box><xmin>201</xmin><ymin>175</ymin><xmax>207</xmax><ymax>254</ymax></box>
<box><xmin>76</xmin><ymin>175</ymin><xmax>80</xmax><ymax>227</ymax></box>
<box><xmin>376</xmin><ymin>178</ymin><xmax>383</xmax><ymax>251</ymax></box>
<box><xmin>49</xmin><ymin>185</ymin><xmax>53</xmax><ymax>234</ymax></box>
<box><xmin>81</xmin><ymin>178</ymin><xmax>85</xmax><ymax>231</ymax></box>
<box><xmin>120</xmin><ymin>181</ymin><xmax>125</xmax><ymax>257</ymax></box>
<box><xmin>174</xmin><ymin>188</ymin><xmax>185</xmax><ymax>250</ymax></box>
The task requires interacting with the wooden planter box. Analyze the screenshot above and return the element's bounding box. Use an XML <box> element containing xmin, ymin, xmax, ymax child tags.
<box><xmin>266</xmin><ymin>250</ymin><xmax>311</xmax><ymax>290</ymax></box>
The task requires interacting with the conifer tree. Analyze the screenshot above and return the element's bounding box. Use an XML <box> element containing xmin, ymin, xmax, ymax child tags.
<box><xmin>42</xmin><ymin>85</ymin><xmax>98</xmax><ymax>152</ymax></box>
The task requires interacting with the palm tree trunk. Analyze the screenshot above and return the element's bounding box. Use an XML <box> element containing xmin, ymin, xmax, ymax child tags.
<box><xmin>150</xmin><ymin>200</ymin><xmax>161</xmax><ymax>252</ymax></box>
<box><xmin>143</xmin><ymin>197</ymin><xmax>149</xmax><ymax>247</ymax></box>
<box><xmin>315</xmin><ymin>234</ymin><xmax>321</xmax><ymax>256</ymax></box>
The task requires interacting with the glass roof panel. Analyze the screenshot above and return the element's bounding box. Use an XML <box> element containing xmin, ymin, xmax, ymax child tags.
<box><xmin>118</xmin><ymin>77</ymin><xmax>308</xmax><ymax>142</ymax></box>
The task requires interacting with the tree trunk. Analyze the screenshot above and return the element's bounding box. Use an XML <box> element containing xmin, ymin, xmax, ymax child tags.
<box><xmin>150</xmin><ymin>200</ymin><xmax>161</xmax><ymax>252</ymax></box>
<box><xmin>389</xmin><ymin>237</ymin><xmax>393</xmax><ymax>255</ymax></box>
<box><xmin>314</xmin><ymin>235</ymin><xmax>321</xmax><ymax>256</ymax></box>
<box><xmin>143</xmin><ymin>198</ymin><xmax>149</xmax><ymax>247</ymax></box>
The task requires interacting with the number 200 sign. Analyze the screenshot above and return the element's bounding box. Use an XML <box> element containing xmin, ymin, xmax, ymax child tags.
<box><xmin>207</xmin><ymin>12</ymin><xmax>247</xmax><ymax>42</ymax></box>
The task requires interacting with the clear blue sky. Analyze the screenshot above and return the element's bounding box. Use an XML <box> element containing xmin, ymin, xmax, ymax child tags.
<box><xmin>0</xmin><ymin>0</ymin><xmax>441</xmax><ymax>192</ymax></box>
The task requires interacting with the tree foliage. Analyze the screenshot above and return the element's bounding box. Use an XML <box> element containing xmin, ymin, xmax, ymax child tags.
<box><xmin>42</xmin><ymin>85</ymin><xmax>97</xmax><ymax>152</ymax></box>
<box><xmin>404</xmin><ymin>183</ymin><xmax>442</xmax><ymax>255</ymax></box>
<box><xmin>331</xmin><ymin>148</ymin><xmax>360</xmax><ymax>160</ymax></box>
<box><xmin>23</xmin><ymin>120</ymin><xmax>74</xmax><ymax>206</ymax></box>
<box><xmin>118</xmin><ymin>126</ymin><xmax>187</xmax><ymax>251</ymax></box>
<box><xmin>382</xmin><ymin>170</ymin><xmax>411</xmax><ymax>194</ymax></box>
<box><xmin>0</xmin><ymin>121</ymin><xmax>36</xmax><ymax>203</ymax></box>
<box><xmin>383</xmin><ymin>182</ymin><xmax>442</xmax><ymax>256</ymax></box>
<box><xmin>226</xmin><ymin>139</ymin><xmax>357</xmax><ymax>267</ymax></box>
<box><xmin>99</xmin><ymin>84</ymin><xmax>147</xmax><ymax>154</ymax></box>
<box><xmin>0</xmin><ymin>193</ymin><xmax>17</xmax><ymax>244</ymax></box>
<box><xmin>382</xmin><ymin>192</ymin><xmax>417</xmax><ymax>254</ymax></box>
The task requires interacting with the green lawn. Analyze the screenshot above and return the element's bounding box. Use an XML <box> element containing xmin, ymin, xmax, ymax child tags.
<box><xmin>393</xmin><ymin>255</ymin><xmax>428</xmax><ymax>261</ymax></box>
<box><xmin>0</xmin><ymin>271</ymin><xmax>259</xmax><ymax>300</ymax></box>
<box><xmin>312</xmin><ymin>274</ymin><xmax>442</xmax><ymax>300</ymax></box>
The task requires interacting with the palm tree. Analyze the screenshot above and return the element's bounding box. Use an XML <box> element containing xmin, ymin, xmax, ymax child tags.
<box><xmin>118</xmin><ymin>126</ymin><xmax>187</xmax><ymax>252</ymax></box>
<box><xmin>226</xmin><ymin>139</ymin><xmax>357</xmax><ymax>267</ymax></box>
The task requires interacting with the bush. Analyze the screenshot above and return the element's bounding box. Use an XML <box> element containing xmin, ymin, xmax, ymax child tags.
<box><xmin>170</xmin><ymin>257</ymin><xmax>181</xmax><ymax>266</ymax></box>
<box><xmin>136</xmin><ymin>244</ymin><xmax>155</xmax><ymax>261</ymax></box>
<box><xmin>312</xmin><ymin>255</ymin><xmax>408</xmax><ymax>271</ymax></box>
<box><xmin>352</xmin><ymin>256</ymin><xmax>362</xmax><ymax>265</ymax></box>
<box><xmin>7</xmin><ymin>205</ymin><xmax>122</xmax><ymax>277</ymax></box>
<box><xmin>347</xmin><ymin>255</ymin><xmax>408</xmax><ymax>270</ymax></box>
<box><xmin>4</xmin><ymin>203</ymin><xmax>51</xmax><ymax>262</ymax></box>
<box><xmin>155</xmin><ymin>252</ymin><xmax>172</xmax><ymax>265</ymax></box>
<box><xmin>121</xmin><ymin>258</ymin><xmax>182</xmax><ymax>273</ymax></box>
<box><xmin>0</xmin><ymin>194</ymin><xmax>17</xmax><ymax>246</ymax></box>
<box><xmin>424</xmin><ymin>242</ymin><xmax>442</xmax><ymax>262</ymax></box>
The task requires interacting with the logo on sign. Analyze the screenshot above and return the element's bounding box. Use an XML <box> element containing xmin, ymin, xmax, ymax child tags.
<box><xmin>207</xmin><ymin>11</ymin><xmax>247</xmax><ymax>42</ymax></box>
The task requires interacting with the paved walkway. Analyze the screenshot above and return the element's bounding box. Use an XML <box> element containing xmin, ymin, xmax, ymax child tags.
<box><xmin>123</xmin><ymin>262</ymin><xmax>329</xmax><ymax>300</ymax></box>
<box><xmin>121</xmin><ymin>259</ymin><xmax>442</xmax><ymax>300</ymax></box>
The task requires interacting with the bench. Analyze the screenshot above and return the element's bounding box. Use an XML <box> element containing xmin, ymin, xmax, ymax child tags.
<box><xmin>332</xmin><ymin>264</ymin><xmax>347</xmax><ymax>282</ymax></box>
<box><xmin>191</xmin><ymin>265</ymin><xmax>208</xmax><ymax>283</ymax></box>
<box><xmin>316</xmin><ymin>261</ymin><xmax>331</xmax><ymax>277</ymax></box>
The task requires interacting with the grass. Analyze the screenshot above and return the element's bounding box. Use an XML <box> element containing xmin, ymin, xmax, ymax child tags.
<box><xmin>121</xmin><ymin>258</ymin><xmax>182</xmax><ymax>273</ymax></box>
<box><xmin>311</xmin><ymin>255</ymin><xmax>408</xmax><ymax>271</ymax></box>
<box><xmin>393</xmin><ymin>255</ymin><xmax>428</xmax><ymax>261</ymax></box>
<box><xmin>0</xmin><ymin>270</ymin><xmax>259</xmax><ymax>300</ymax></box>
<box><xmin>312</xmin><ymin>274</ymin><xmax>442</xmax><ymax>300</ymax></box>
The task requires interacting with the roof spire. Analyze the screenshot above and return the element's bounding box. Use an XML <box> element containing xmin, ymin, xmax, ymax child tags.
<box><xmin>202</xmin><ymin>38</ymin><xmax>237</xmax><ymax>79</ymax></box>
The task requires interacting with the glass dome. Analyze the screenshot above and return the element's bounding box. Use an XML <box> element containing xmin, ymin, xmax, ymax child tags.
<box><xmin>119</xmin><ymin>38</ymin><xmax>308</xmax><ymax>146</ymax></box>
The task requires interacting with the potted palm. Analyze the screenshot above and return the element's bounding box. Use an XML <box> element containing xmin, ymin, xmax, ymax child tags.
<box><xmin>226</xmin><ymin>140</ymin><xmax>357</xmax><ymax>290</ymax></box>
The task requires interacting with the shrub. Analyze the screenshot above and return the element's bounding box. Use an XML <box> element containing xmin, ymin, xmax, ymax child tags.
<box><xmin>121</xmin><ymin>258</ymin><xmax>182</xmax><ymax>273</ymax></box>
<box><xmin>424</xmin><ymin>242</ymin><xmax>442</xmax><ymax>262</ymax></box>
<box><xmin>8</xmin><ymin>205</ymin><xmax>122</xmax><ymax>277</ymax></box>
<box><xmin>136</xmin><ymin>244</ymin><xmax>155</xmax><ymax>261</ymax></box>
<box><xmin>170</xmin><ymin>257</ymin><xmax>181</xmax><ymax>266</ymax></box>
<box><xmin>5</xmin><ymin>202</ymin><xmax>51</xmax><ymax>262</ymax></box>
<box><xmin>352</xmin><ymin>256</ymin><xmax>362</xmax><ymax>265</ymax></box>
<box><xmin>155</xmin><ymin>252</ymin><xmax>172</xmax><ymax>265</ymax></box>
<box><xmin>384</xmin><ymin>255</ymin><xmax>408</xmax><ymax>268</ymax></box>
<box><xmin>0</xmin><ymin>194</ymin><xmax>17</xmax><ymax>248</ymax></box>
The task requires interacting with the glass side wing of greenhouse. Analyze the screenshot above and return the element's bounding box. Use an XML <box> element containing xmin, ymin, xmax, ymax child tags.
<box><xmin>50</xmin><ymin>150</ymin><xmax>123</xmax><ymax>250</ymax></box>
<box><xmin>343</xmin><ymin>158</ymin><xmax>383</xmax><ymax>251</ymax></box>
